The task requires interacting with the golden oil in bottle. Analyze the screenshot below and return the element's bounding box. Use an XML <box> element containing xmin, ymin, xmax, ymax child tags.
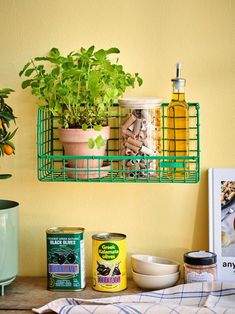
<box><xmin>167</xmin><ymin>63</ymin><xmax>189</xmax><ymax>179</ymax></box>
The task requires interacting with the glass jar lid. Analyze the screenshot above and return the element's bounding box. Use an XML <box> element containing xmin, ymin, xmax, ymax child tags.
<box><xmin>184</xmin><ymin>251</ymin><xmax>217</xmax><ymax>266</ymax></box>
<box><xmin>118</xmin><ymin>97</ymin><xmax>162</xmax><ymax>109</ymax></box>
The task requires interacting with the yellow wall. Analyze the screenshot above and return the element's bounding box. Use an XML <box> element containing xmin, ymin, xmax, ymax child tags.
<box><xmin>1</xmin><ymin>0</ymin><xmax>235</xmax><ymax>277</ymax></box>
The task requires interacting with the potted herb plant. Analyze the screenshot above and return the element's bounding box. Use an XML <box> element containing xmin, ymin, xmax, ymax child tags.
<box><xmin>19</xmin><ymin>46</ymin><xmax>142</xmax><ymax>178</ymax></box>
<box><xmin>0</xmin><ymin>88</ymin><xmax>18</xmax><ymax>295</ymax></box>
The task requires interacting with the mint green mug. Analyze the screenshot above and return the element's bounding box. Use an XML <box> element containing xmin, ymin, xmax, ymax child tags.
<box><xmin>0</xmin><ymin>200</ymin><xmax>19</xmax><ymax>295</ymax></box>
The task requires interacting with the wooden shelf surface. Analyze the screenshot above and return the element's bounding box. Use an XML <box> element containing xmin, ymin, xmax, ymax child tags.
<box><xmin>0</xmin><ymin>276</ymin><xmax>142</xmax><ymax>313</ymax></box>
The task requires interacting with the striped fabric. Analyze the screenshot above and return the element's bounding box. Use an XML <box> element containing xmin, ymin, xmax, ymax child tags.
<box><xmin>33</xmin><ymin>281</ymin><xmax>235</xmax><ymax>314</ymax></box>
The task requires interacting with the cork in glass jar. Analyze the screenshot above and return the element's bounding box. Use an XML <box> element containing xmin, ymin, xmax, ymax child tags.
<box><xmin>118</xmin><ymin>97</ymin><xmax>162</xmax><ymax>179</ymax></box>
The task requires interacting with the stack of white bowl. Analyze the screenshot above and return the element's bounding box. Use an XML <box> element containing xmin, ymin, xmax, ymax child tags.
<box><xmin>131</xmin><ymin>254</ymin><xmax>180</xmax><ymax>290</ymax></box>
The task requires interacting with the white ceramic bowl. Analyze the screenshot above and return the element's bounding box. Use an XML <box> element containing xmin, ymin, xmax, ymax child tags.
<box><xmin>132</xmin><ymin>270</ymin><xmax>180</xmax><ymax>290</ymax></box>
<box><xmin>131</xmin><ymin>254</ymin><xmax>180</xmax><ymax>275</ymax></box>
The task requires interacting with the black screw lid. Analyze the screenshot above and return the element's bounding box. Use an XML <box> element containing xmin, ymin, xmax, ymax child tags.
<box><xmin>184</xmin><ymin>251</ymin><xmax>217</xmax><ymax>266</ymax></box>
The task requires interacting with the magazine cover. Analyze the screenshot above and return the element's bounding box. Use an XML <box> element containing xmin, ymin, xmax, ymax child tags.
<box><xmin>209</xmin><ymin>168</ymin><xmax>235</xmax><ymax>281</ymax></box>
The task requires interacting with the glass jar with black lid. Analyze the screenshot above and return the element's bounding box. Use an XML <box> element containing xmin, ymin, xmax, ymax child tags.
<box><xmin>184</xmin><ymin>251</ymin><xmax>217</xmax><ymax>283</ymax></box>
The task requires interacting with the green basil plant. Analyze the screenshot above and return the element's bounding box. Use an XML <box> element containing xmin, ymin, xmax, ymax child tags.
<box><xmin>19</xmin><ymin>46</ymin><xmax>143</xmax><ymax>130</ymax></box>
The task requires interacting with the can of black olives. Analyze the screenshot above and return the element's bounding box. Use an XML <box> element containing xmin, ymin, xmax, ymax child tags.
<box><xmin>46</xmin><ymin>227</ymin><xmax>85</xmax><ymax>291</ymax></box>
<box><xmin>92</xmin><ymin>232</ymin><xmax>127</xmax><ymax>292</ymax></box>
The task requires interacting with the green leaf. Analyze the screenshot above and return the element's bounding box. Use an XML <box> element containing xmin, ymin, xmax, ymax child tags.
<box><xmin>87</xmin><ymin>45</ymin><xmax>95</xmax><ymax>56</ymax></box>
<box><xmin>88</xmin><ymin>71</ymin><xmax>99</xmax><ymax>94</ymax></box>
<box><xmin>19</xmin><ymin>62</ymin><xmax>31</xmax><ymax>76</ymax></box>
<box><xmin>0</xmin><ymin>144</ymin><xmax>4</xmax><ymax>156</ymax></box>
<box><xmin>80</xmin><ymin>47</ymin><xmax>86</xmax><ymax>54</ymax></box>
<box><xmin>82</xmin><ymin>124</ymin><xmax>88</xmax><ymax>131</ymax></box>
<box><xmin>94</xmin><ymin>124</ymin><xmax>102</xmax><ymax>131</ymax></box>
<box><xmin>21</xmin><ymin>80</ymin><xmax>32</xmax><ymax>89</ymax></box>
<box><xmin>49</xmin><ymin>48</ymin><xmax>60</xmax><ymax>58</ymax></box>
<box><xmin>106</xmin><ymin>47</ymin><xmax>120</xmax><ymax>55</ymax></box>
<box><xmin>24</xmin><ymin>68</ymin><xmax>35</xmax><ymax>77</ymax></box>
<box><xmin>62</xmin><ymin>61</ymin><xmax>73</xmax><ymax>70</ymax></box>
<box><xmin>58</xmin><ymin>86</ymin><xmax>69</xmax><ymax>96</ymax></box>
<box><xmin>0</xmin><ymin>174</ymin><xmax>12</xmax><ymax>179</ymax></box>
<box><xmin>0</xmin><ymin>88</ymin><xmax>14</xmax><ymax>98</ymax></box>
<box><xmin>0</xmin><ymin>88</ymin><xmax>14</xmax><ymax>94</ymax></box>
<box><xmin>7</xmin><ymin>128</ymin><xmax>18</xmax><ymax>140</ymax></box>
<box><xmin>136</xmin><ymin>75</ymin><xmax>143</xmax><ymax>86</ymax></box>
<box><xmin>34</xmin><ymin>57</ymin><xmax>49</xmax><ymax>61</ymax></box>
<box><xmin>31</xmin><ymin>81</ymin><xmax>39</xmax><ymax>88</ymax></box>
<box><xmin>88</xmin><ymin>137</ymin><xmax>95</xmax><ymax>149</ymax></box>
<box><xmin>94</xmin><ymin>49</ymin><xmax>106</xmax><ymax>60</ymax></box>
<box><xmin>51</xmin><ymin>67</ymin><xmax>60</xmax><ymax>76</ymax></box>
<box><xmin>95</xmin><ymin>135</ymin><xmax>105</xmax><ymax>149</ymax></box>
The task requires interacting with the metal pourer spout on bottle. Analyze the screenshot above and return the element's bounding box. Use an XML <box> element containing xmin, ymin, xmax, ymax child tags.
<box><xmin>172</xmin><ymin>62</ymin><xmax>186</xmax><ymax>90</ymax></box>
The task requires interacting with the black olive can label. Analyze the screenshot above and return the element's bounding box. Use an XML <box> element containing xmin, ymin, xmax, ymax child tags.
<box><xmin>46</xmin><ymin>227</ymin><xmax>85</xmax><ymax>291</ymax></box>
<box><xmin>92</xmin><ymin>233</ymin><xmax>127</xmax><ymax>292</ymax></box>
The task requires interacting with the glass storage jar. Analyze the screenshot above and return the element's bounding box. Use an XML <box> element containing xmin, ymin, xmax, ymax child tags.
<box><xmin>118</xmin><ymin>97</ymin><xmax>162</xmax><ymax>178</ymax></box>
<box><xmin>184</xmin><ymin>251</ymin><xmax>217</xmax><ymax>283</ymax></box>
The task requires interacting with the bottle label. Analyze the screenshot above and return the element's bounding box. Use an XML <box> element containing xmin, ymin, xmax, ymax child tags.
<box><xmin>186</xmin><ymin>271</ymin><xmax>214</xmax><ymax>283</ymax></box>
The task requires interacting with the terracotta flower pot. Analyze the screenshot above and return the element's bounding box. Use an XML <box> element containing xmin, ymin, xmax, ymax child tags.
<box><xmin>58</xmin><ymin>126</ymin><xmax>110</xmax><ymax>178</ymax></box>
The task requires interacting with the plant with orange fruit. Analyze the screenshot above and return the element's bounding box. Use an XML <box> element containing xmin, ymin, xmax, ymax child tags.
<box><xmin>0</xmin><ymin>88</ymin><xmax>17</xmax><ymax>179</ymax></box>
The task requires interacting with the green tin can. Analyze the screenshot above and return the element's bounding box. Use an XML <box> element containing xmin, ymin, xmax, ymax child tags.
<box><xmin>46</xmin><ymin>227</ymin><xmax>85</xmax><ymax>291</ymax></box>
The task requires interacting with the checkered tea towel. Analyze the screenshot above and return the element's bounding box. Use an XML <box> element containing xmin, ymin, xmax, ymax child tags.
<box><xmin>33</xmin><ymin>281</ymin><xmax>235</xmax><ymax>314</ymax></box>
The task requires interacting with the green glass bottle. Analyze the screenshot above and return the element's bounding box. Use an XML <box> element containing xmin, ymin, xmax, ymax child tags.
<box><xmin>167</xmin><ymin>63</ymin><xmax>189</xmax><ymax>178</ymax></box>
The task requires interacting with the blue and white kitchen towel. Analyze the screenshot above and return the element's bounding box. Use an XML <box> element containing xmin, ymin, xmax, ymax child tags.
<box><xmin>33</xmin><ymin>281</ymin><xmax>235</xmax><ymax>313</ymax></box>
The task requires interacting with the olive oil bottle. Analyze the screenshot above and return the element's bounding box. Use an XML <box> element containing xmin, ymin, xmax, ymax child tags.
<box><xmin>167</xmin><ymin>63</ymin><xmax>189</xmax><ymax>178</ymax></box>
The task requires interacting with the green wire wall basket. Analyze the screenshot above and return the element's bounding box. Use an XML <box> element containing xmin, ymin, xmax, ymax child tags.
<box><xmin>37</xmin><ymin>103</ymin><xmax>200</xmax><ymax>183</ymax></box>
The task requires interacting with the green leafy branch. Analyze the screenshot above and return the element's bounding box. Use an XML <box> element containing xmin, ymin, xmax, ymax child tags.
<box><xmin>0</xmin><ymin>88</ymin><xmax>17</xmax><ymax>179</ymax></box>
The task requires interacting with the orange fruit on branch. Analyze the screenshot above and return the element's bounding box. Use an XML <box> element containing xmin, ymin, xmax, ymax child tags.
<box><xmin>3</xmin><ymin>144</ymin><xmax>14</xmax><ymax>155</ymax></box>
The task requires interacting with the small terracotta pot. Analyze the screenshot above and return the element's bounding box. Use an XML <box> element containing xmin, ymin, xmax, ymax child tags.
<box><xmin>58</xmin><ymin>126</ymin><xmax>110</xmax><ymax>169</ymax></box>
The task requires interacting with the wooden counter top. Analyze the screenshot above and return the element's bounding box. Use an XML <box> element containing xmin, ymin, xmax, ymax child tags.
<box><xmin>0</xmin><ymin>277</ymin><xmax>142</xmax><ymax>313</ymax></box>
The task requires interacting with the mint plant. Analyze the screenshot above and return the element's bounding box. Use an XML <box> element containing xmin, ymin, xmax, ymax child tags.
<box><xmin>19</xmin><ymin>46</ymin><xmax>143</xmax><ymax>130</ymax></box>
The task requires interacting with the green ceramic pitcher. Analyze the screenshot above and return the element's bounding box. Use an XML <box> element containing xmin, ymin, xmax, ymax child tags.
<box><xmin>0</xmin><ymin>200</ymin><xmax>19</xmax><ymax>296</ymax></box>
